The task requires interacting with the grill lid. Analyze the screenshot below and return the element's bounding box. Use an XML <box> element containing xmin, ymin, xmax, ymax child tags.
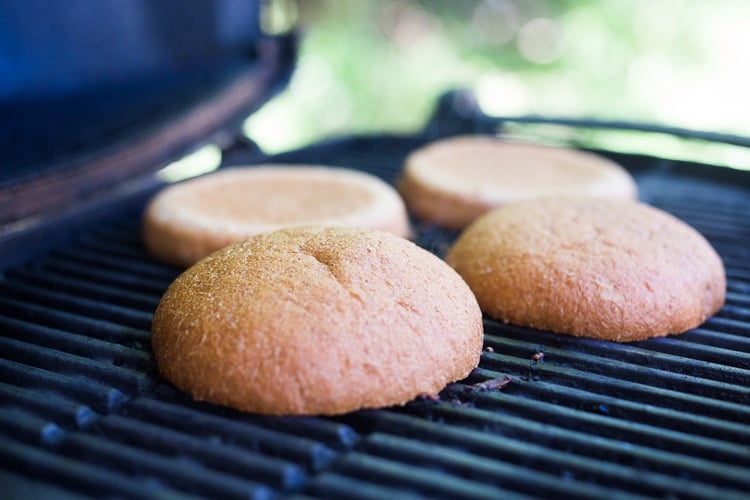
<box><xmin>0</xmin><ymin>0</ymin><xmax>295</xmax><ymax>232</ymax></box>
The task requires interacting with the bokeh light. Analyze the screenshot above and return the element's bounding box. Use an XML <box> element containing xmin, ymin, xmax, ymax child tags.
<box><xmin>245</xmin><ymin>0</ymin><xmax>750</xmax><ymax>164</ymax></box>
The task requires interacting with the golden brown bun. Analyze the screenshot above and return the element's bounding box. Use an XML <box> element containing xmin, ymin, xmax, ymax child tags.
<box><xmin>151</xmin><ymin>226</ymin><xmax>483</xmax><ymax>415</ymax></box>
<box><xmin>399</xmin><ymin>136</ymin><xmax>637</xmax><ymax>229</ymax></box>
<box><xmin>143</xmin><ymin>166</ymin><xmax>410</xmax><ymax>267</ymax></box>
<box><xmin>446</xmin><ymin>197</ymin><xmax>725</xmax><ymax>342</ymax></box>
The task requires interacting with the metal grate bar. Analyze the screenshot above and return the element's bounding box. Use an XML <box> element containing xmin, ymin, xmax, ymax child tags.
<box><xmin>53</xmin><ymin>431</ymin><xmax>274</xmax><ymax>499</ymax></box>
<box><xmin>415</xmin><ymin>392</ymin><xmax>750</xmax><ymax>490</ymax></box>
<box><xmin>0</xmin><ymin>280</ymin><xmax>152</xmax><ymax>329</ymax></box>
<box><xmin>146</xmin><ymin>384</ymin><xmax>361</xmax><ymax>448</ymax></box>
<box><xmin>123</xmin><ymin>397</ymin><xmax>342</xmax><ymax>470</ymax></box>
<box><xmin>50</xmin><ymin>246</ymin><xmax>179</xmax><ymax>281</ymax></box>
<box><xmin>637</xmin><ymin>336</ymin><xmax>750</xmax><ymax>369</ymax></box>
<box><xmin>324</xmin><ymin>451</ymin><xmax>523</xmax><ymax>500</ymax></box>
<box><xmin>483</xmin><ymin>375</ymin><xmax>750</xmax><ymax>442</ymax></box>
<box><xmin>94</xmin><ymin>414</ymin><xmax>307</xmax><ymax>490</ymax></box>
<box><xmin>484</xmin><ymin>331</ymin><xmax>750</xmax><ymax>390</ymax></box>
<box><xmin>0</xmin><ymin>359</ymin><xmax>127</xmax><ymax>414</ymax></box>
<box><xmin>353</xmin><ymin>409</ymin><xmax>749</xmax><ymax>500</ymax></box>
<box><xmin>0</xmin><ymin>296</ymin><xmax>150</xmax><ymax>346</ymax></box>
<box><xmin>482</xmin><ymin>334</ymin><xmax>750</xmax><ymax>405</ymax></box>
<box><xmin>0</xmin><ymin>336</ymin><xmax>152</xmax><ymax>396</ymax></box>
<box><xmin>4</xmin><ymin>268</ymin><xmax>161</xmax><ymax>311</ymax></box>
<box><xmin>0</xmin><ymin>382</ymin><xmax>97</xmax><ymax>430</ymax></box>
<box><xmin>445</xmin><ymin>375</ymin><xmax>750</xmax><ymax>466</ymax></box>
<box><xmin>0</xmin><ymin>436</ymin><xmax>201</xmax><ymax>500</ymax></box>
<box><xmin>357</xmin><ymin>432</ymin><xmax>649</xmax><ymax>500</ymax></box>
<box><xmin>479</xmin><ymin>346</ymin><xmax>750</xmax><ymax>423</ymax></box>
<box><xmin>301</xmin><ymin>472</ymin><xmax>454</xmax><ymax>500</ymax></box>
<box><xmin>0</xmin><ymin>316</ymin><xmax>151</xmax><ymax>372</ymax></box>
<box><xmin>28</xmin><ymin>258</ymin><xmax>174</xmax><ymax>295</ymax></box>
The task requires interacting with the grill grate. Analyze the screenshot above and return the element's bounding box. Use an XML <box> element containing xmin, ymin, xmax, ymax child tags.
<box><xmin>2</xmin><ymin>134</ymin><xmax>750</xmax><ymax>499</ymax></box>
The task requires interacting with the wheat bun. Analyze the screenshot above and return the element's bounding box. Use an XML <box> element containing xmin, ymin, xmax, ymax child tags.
<box><xmin>399</xmin><ymin>136</ymin><xmax>637</xmax><ymax>229</ymax></box>
<box><xmin>446</xmin><ymin>197</ymin><xmax>725</xmax><ymax>342</ymax></box>
<box><xmin>143</xmin><ymin>165</ymin><xmax>410</xmax><ymax>267</ymax></box>
<box><xmin>151</xmin><ymin>226</ymin><xmax>484</xmax><ymax>416</ymax></box>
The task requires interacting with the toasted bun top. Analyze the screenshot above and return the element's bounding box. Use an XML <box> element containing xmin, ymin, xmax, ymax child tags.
<box><xmin>446</xmin><ymin>197</ymin><xmax>726</xmax><ymax>341</ymax></box>
<box><xmin>152</xmin><ymin>226</ymin><xmax>484</xmax><ymax>415</ymax></box>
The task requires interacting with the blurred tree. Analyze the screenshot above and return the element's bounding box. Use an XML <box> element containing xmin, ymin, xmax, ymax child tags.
<box><xmin>246</xmin><ymin>0</ymin><xmax>750</xmax><ymax>156</ymax></box>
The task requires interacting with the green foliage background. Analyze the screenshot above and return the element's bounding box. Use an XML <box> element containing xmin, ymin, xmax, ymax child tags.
<box><xmin>246</xmin><ymin>0</ymin><xmax>750</xmax><ymax>165</ymax></box>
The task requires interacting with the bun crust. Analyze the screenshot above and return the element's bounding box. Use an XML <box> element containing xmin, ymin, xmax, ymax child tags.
<box><xmin>399</xmin><ymin>136</ymin><xmax>637</xmax><ymax>229</ymax></box>
<box><xmin>446</xmin><ymin>197</ymin><xmax>725</xmax><ymax>342</ymax></box>
<box><xmin>152</xmin><ymin>227</ymin><xmax>483</xmax><ymax>415</ymax></box>
<box><xmin>143</xmin><ymin>166</ymin><xmax>410</xmax><ymax>267</ymax></box>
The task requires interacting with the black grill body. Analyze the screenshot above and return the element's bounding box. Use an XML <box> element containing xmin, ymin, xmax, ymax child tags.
<box><xmin>1</xmin><ymin>109</ymin><xmax>750</xmax><ymax>499</ymax></box>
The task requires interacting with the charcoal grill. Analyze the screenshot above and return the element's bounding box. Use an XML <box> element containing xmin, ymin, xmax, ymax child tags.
<box><xmin>2</xmin><ymin>6</ymin><xmax>750</xmax><ymax>498</ymax></box>
<box><xmin>2</xmin><ymin>92</ymin><xmax>750</xmax><ymax>498</ymax></box>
